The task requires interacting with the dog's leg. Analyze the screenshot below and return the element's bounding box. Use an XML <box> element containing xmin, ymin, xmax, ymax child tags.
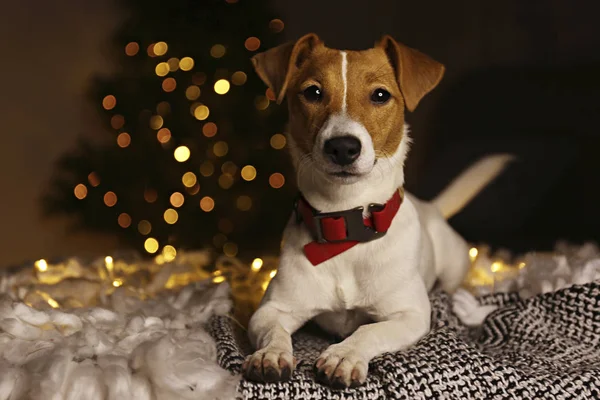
<box><xmin>243</xmin><ymin>301</ymin><xmax>313</xmax><ymax>383</ymax></box>
<box><xmin>314</xmin><ymin>278</ymin><xmax>431</xmax><ymax>389</ymax></box>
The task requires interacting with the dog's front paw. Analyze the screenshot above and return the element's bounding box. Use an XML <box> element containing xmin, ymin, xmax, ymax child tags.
<box><xmin>242</xmin><ymin>347</ymin><xmax>296</xmax><ymax>383</ymax></box>
<box><xmin>315</xmin><ymin>345</ymin><xmax>367</xmax><ymax>389</ymax></box>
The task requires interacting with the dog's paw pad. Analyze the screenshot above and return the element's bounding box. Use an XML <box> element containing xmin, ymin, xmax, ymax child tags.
<box><xmin>243</xmin><ymin>348</ymin><xmax>295</xmax><ymax>383</ymax></box>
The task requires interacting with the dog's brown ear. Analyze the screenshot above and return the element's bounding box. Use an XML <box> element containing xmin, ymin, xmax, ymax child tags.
<box><xmin>377</xmin><ymin>35</ymin><xmax>445</xmax><ymax>112</ymax></box>
<box><xmin>252</xmin><ymin>33</ymin><xmax>322</xmax><ymax>104</ymax></box>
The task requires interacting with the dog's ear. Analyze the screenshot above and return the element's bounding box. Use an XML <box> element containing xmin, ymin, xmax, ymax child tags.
<box><xmin>252</xmin><ymin>33</ymin><xmax>322</xmax><ymax>104</ymax></box>
<box><xmin>377</xmin><ymin>35</ymin><xmax>445</xmax><ymax>112</ymax></box>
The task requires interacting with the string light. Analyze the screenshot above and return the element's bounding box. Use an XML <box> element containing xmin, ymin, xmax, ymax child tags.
<box><xmin>174</xmin><ymin>146</ymin><xmax>191</xmax><ymax>162</ymax></box>
<box><xmin>118</xmin><ymin>213</ymin><xmax>131</xmax><ymax>228</ymax></box>
<box><xmin>255</xmin><ymin>95</ymin><xmax>270</xmax><ymax>110</ymax></box>
<box><xmin>149</xmin><ymin>115</ymin><xmax>164</xmax><ymax>129</ymax></box>
<box><xmin>221</xmin><ymin>161</ymin><xmax>237</xmax><ymax>175</ymax></box>
<box><xmin>155</xmin><ymin>62</ymin><xmax>169</xmax><ymax>77</ymax></box>
<box><xmin>218</xmin><ymin>174</ymin><xmax>234</xmax><ymax>189</ymax></box>
<box><xmin>153</xmin><ymin>41</ymin><xmax>168</xmax><ymax>56</ymax></box>
<box><xmin>104</xmin><ymin>191</ymin><xmax>117</xmax><ymax>207</ymax></box>
<box><xmin>231</xmin><ymin>71</ymin><xmax>247</xmax><ymax>86</ymax></box>
<box><xmin>156</xmin><ymin>101</ymin><xmax>171</xmax><ymax>115</ymax></box>
<box><xmin>138</xmin><ymin>220</ymin><xmax>152</xmax><ymax>235</ymax></box>
<box><xmin>269</xmin><ymin>19</ymin><xmax>285</xmax><ymax>33</ymax></box>
<box><xmin>112</xmin><ymin>279</ymin><xmax>123</xmax><ymax>287</ymax></box>
<box><xmin>214</xmin><ymin>79</ymin><xmax>230</xmax><ymax>95</ymax></box>
<box><xmin>236</xmin><ymin>195</ymin><xmax>252</xmax><ymax>211</ymax></box>
<box><xmin>164</xmin><ymin>208</ymin><xmax>179</xmax><ymax>224</ymax></box>
<box><xmin>162</xmin><ymin>77</ymin><xmax>177</xmax><ymax>92</ymax></box>
<box><xmin>185</xmin><ymin>85</ymin><xmax>201</xmax><ymax>100</ymax></box>
<box><xmin>223</xmin><ymin>242</ymin><xmax>238</xmax><ymax>257</ymax></box>
<box><xmin>202</xmin><ymin>122</ymin><xmax>217</xmax><ymax>137</ymax></box>
<box><xmin>491</xmin><ymin>262</ymin><xmax>502</xmax><ymax>273</ymax></box>
<box><xmin>200</xmin><ymin>161</ymin><xmax>214</xmax><ymax>177</ymax></box>
<box><xmin>213</xmin><ymin>141</ymin><xmax>228</xmax><ymax>157</ymax></box>
<box><xmin>167</xmin><ymin>57</ymin><xmax>179</xmax><ymax>72</ymax></box>
<box><xmin>88</xmin><ymin>172</ymin><xmax>100</xmax><ymax>187</ymax></box>
<box><xmin>35</xmin><ymin>259</ymin><xmax>48</xmax><ymax>272</ymax></box>
<box><xmin>193</xmin><ymin>105</ymin><xmax>210</xmax><ymax>120</ymax></box>
<box><xmin>251</xmin><ymin>258</ymin><xmax>263</xmax><ymax>272</ymax></box>
<box><xmin>213</xmin><ymin>275</ymin><xmax>226</xmax><ymax>283</ymax></box>
<box><xmin>111</xmin><ymin>115</ymin><xmax>125</xmax><ymax>129</ymax></box>
<box><xmin>147</xmin><ymin>44</ymin><xmax>157</xmax><ymax>57</ymax></box>
<box><xmin>170</xmin><ymin>192</ymin><xmax>185</xmax><ymax>207</ymax></box>
<box><xmin>244</xmin><ymin>37</ymin><xmax>261</xmax><ymax>51</ymax></box>
<box><xmin>469</xmin><ymin>247</ymin><xmax>479</xmax><ymax>261</ymax></box>
<box><xmin>210</xmin><ymin>44</ymin><xmax>226</xmax><ymax>58</ymax></box>
<box><xmin>163</xmin><ymin>245</ymin><xmax>177</xmax><ymax>262</ymax></box>
<box><xmin>182</xmin><ymin>172</ymin><xmax>197</xmax><ymax>187</ymax></box>
<box><xmin>270</xmin><ymin>133</ymin><xmax>286</xmax><ymax>149</ymax></box>
<box><xmin>200</xmin><ymin>196</ymin><xmax>215</xmax><ymax>212</ymax></box>
<box><xmin>144</xmin><ymin>238</ymin><xmax>159</xmax><ymax>254</ymax></box>
<box><xmin>241</xmin><ymin>165</ymin><xmax>257</xmax><ymax>181</ymax></box>
<box><xmin>187</xmin><ymin>184</ymin><xmax>200</xmax><ymax>195</ymax></box>
<box><xmin>102</xmin><ymin>95</ymin><xmax>116</xmax><ymax>110</ymax></box>
<box><xmin>269</xmin><ymin>173</ymin><xmax>285</xmax><ymax>189</ymax></box>
<box><xmin>117</xmin><ymin>132</ymin><xmax>131</xmax><ymax>148</ymax></box>
<box><xmin>74</xmin><ymin>184</ymin><xmax>87</xmax><ymax>200</ymax></box>
<box><xmin>157</xmin><ymin>128</ymin><xmax>171</xmax><ymax>143</ymax></box>
<box><xmin>179</xmin><ymin>57</ymin><xmax>194</xmax><ymax>71</ymax></box>
<box><xmin>125</xmin><ymin>42</ymin><xmax>139</xmax><ymax>56</ymax></box>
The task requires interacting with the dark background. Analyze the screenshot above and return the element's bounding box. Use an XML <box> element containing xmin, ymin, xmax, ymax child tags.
<box><xmin>1</xmin><ymin>0</ymin><xmax>599</xmax><ymax>266</ymax></box>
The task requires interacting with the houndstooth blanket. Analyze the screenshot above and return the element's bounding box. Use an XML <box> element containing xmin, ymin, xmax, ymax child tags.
<box><xmin>208</xmin><ymin>282</ymin><xmax>600</xmax><ymax>399</ymax></box>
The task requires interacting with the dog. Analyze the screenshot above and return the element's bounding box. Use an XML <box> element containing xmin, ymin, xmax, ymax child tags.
<box><xmin>242</xmin><ymin>33</ymin><xmax>512</xmax><ymax>389</ymax></box>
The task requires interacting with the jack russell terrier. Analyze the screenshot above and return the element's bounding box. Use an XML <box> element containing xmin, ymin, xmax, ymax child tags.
<box><xmin>242</xmin><ymin>33</ymin><xmax>513</xmax><ymax>389</ymax></box>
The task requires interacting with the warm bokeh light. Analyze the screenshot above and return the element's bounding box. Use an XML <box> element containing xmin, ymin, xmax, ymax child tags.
<box><xmin>200</xmin><ymin>196</ymin><xmax>215</xmax><ymax>212</ymax></box>
<box><xmin>182</xmin><ymin>172</ymin><xmax>197</xmax><ymax>187</ymax></box>
<box><xmin>104</xmin><ymin>191</ymin><xmax>117</xmax><ymax>207</ymax></box>
<box><xmin>163</xmin><ymin>245</ymin><xmax>177</xmax><ymax>262</ymax></box>
<box><xmin>174</xmin><ymin>146</ymin><xmax>191</xmax><ymax>162</ymax></box>
<box><xmin>155</xmin><ymin>62</ymin><xmax>169</xmax><ymax>77</ymax></box>
<box><xmin>214</xmin><ymin>79</ymin><xmax>230</xmax><ymax>95</ymax></box>
<box><xmin>269</xmin><ymin>173</ymin><xmax>285</xmax><ymax>189</ymax></box>
<box><xmin>202</xmin><ymin>122</ymin><xmax>217</xmax><ymax>137</ymax></box>
<box><xmin>156</xmin><ymin>101</ymin><xmax>171</xmax><ymax>115</ymax></box>
<box><xmin>74</xmin><ymin>184</ymin><xmax>87</xmax><ymax>200</ymax></box>
<box><xmin>213</xmin><ymin>141</ymin><xmax>228</xmax><ymax>157</ymax></box>
<box><xmin>88</xmin><ymin>172</ymin><xmax>100</xmax><ymax>187</ymax></box>
<box><xmin>138</xmin><ymin>220</ymin><xmax>152</xmax><ymax>235</ymax></box>
<box><xmin>218</xmin><ymin>174</ymin><xmax>234</xmax><ymax>189</ymax></box>
<box><xmin>231</xmin><ymin>71</ymin><xmax>247</xmax><ymax>86</ymax></box>
<box><xmin>265</xmin><ymin>88</ymin><xmax>276</xmax><ymax>101</ymax></box>
<box><xmin>223</xmin><ymin>242</ymin><xmax>238</xmax><ymax>257</ymax></box>
<box><xmin>200</xmin><ymin>161</ymin><xmax>214</xmax><ymax>177</ymax></box>
<box><xmin>236</xmin><ymin>195</ymin><xmax>252</xmax><ymax>211</ymax></box>
<box><xmin>147</xmin><ymin>44</ymin><xmax>156</xmax><ymax>57</ymax></box>
<box><xmin>491</xmin><ymin>262</ymin><xmax>502</xmax><ymax>273</ymax></box>
<box><xmin>187</xmin><ymin>183</ymin><xmax>200</xmax><ymax>195</ymax></box>
<box><xmin>244</xmin><ymin>37</ymin><xmax>261</xmax><ymax>51</ymax></box>
<box><xmin>164</xmin><ymin>208</ymin><xmax>179</xmax><ymax>224</ymax></box>
<box><xmin>241</xmin><ymin>165</ymin><xmax>257</xmax><ymax>181</ymax></box>
<box><xmin>210</xmin><ymin>44</ymin><xmax>226</xmax><ymax>58</ymax></box>
<box><xmin>167</xmin><ymin>57</ymin><xmax>179</xmax><ymax>72</ymax></box>
<box><xmin>193</xmin><ymin>105</ymin><xmax>210</xmax><ymax>120</ymax></box>
<box><xmin>170</xmin><ymin>192</ymin><xmax>185</xmax><ymax>207</ymax></box>
<box><xmin>153</xmin><ymin>41</ymin><xmax>168</xmax><ymax>56</ymax></box>
<box><xmin>162</xmin><ymin>77</ymin><xmax>177</xmax><ymax>92</ymax></box>
<box><xmin>118</xmin><ymin>213</ymin><xmax>131</xmax><ymax>228</ymax></box>
<box><xmin>125</xmin><ymin>42</ymin><xmax>139</xmax><ymax>56</ymax></box>
<box><xmin>269</xmin><ymin>19</ymin><xmax>285</xmax><ymax>33</ymax></box>
<box><xmin>179</xmin><ymin>57</ymin><xmax>194</xmax><ymax>71</ymax></box>
<box><xmin>144</xmin><ymin>238</ymin><xmax>159</xmax><ymax>254</ymax></box>
<box><xmin>102</xmin><ymin>95</ymin><xmax>116</xmax><ymax>110</ymax></box>
<box><xmin>270</xmin><ymin>133</ymin><xmax>286</xmax><ymax>149</ymax></box>
<box><xmin>251</xmin><ymin>258</ymin><xmax>263</xmax><ymax>272</ymax></box>
<box><xmin>144</xmin><ymin>189</ymin><xmax>157</xmax><ymax>203</ymax></box>
<box><xmin>150</xmin><ymin>115</ymin><xmax>164</xmax><ymax>129</ymax></box>
<box><xmin>221</xmin><ymin>161</ymin><xmax>237</xmax><ymax>175</ymax></box>
<box><xmin>111</xmin><ymin>115</ymin><xmax>125</xmax><ymax>129</ymax></box>
<box><xmin>117</xmin><ymin>132</ymin><xmax>131</xmax><ymax>148</ymax></box>
<box><xmin>35</xmin><ymin>259</ymin><xmax>48</xmax><ymax>272</ymax></box>
<box><xmin>255</xmin><ymin>95</ymin><xmax>270</xmax><ymax>110</ymax></box>
<box><xmin>185</xmin><ymin>85</ymin><xmax>201</xmax><ymax>100</ymax></box>
<box><xmin>157</xmin><ymin>128</ymin><xmax>171</xmax><ymax>143</ymax></box>
<box><xmin>469</xmin><ymin>247</ymin><xmax>479</xmax><ymax>261</ymax></box>
<box><xmin>112</xmin><ymin>279</ymin><xmax>123</xmax><ymax>288</ymax></box>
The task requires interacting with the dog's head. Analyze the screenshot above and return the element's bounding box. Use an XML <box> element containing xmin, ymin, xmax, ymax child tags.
<box><xmin>252</xmin><ymin>33</ymin><xmax>444</xmax><ymax>185</ymax></box>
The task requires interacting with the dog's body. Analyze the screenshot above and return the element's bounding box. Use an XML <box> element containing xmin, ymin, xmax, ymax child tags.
<box><xmin>243</xmin><ymin>33</ymin><xmax>512</xmax><ymax>388</ymax></box>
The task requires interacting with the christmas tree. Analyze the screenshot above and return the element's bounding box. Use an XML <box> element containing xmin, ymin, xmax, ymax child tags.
<box><xmin>43</xmin><ymin>0</ymin><xmax>294</xmax><ymax>261</ymax></box>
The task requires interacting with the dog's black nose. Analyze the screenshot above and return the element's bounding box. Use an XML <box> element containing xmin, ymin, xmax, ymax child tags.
<box><xmin>323</xmin><ymin>136</ymin><xmax>361</xmax><ymax>166</ymax></box>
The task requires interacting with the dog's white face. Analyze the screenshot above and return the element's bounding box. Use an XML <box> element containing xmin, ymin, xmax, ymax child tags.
<box><xmin>252</xmin><ymin>34</ymin><xmax>445</xmax><ymax>188</ymax></box>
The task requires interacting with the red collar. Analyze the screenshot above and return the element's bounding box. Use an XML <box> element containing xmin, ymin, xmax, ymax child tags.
<box><xmin>294</xmin><ymin>189</ymin><xmax>403</xmax><ymax>266</ymax></box>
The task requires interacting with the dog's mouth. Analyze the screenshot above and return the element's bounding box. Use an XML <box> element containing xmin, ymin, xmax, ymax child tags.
<box><xmin>330</xmin><ymin>171</ymin><xmax>357</xmax><ymax>178</ymax></box>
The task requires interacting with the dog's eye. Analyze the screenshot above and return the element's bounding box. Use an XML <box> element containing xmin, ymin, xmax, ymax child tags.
<box><xmin>371</xmin><ymin>88</ymin><xmax>391</xmax><ymax>104</ymax></box>
<box><xmin>303</xmin><ymin>85</ymin><xmax>323</xmax><ymax>103</ymax></box>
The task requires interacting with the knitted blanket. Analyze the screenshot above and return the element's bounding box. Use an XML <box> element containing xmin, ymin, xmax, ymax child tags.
<box><xmin>209</xmin><ymin>282</ymin><xmax>600</xmax><ymax>399</ymax></box>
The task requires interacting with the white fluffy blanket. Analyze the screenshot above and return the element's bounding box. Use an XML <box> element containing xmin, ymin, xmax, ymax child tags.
<box><xmin>0</xmin><ymin>282</ymin><xmax>238</xmax><ymax>400</ymax></box>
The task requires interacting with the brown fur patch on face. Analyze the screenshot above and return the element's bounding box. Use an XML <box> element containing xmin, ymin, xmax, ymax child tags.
<box><xmin>286</xmin><ymin>46</ymin><xmax>405</xmax><ymax>158</ymax></box>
